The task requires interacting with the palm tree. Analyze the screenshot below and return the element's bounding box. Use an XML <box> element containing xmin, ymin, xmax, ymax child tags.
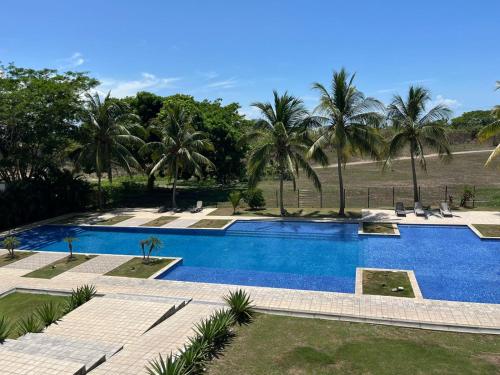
<box><xmin>386</xmin><ymin>86</ymin><xmax>451</xmax><ymax>202</ymax></box>
<box><xmin>76</xmin><ymin>92</ymin><xmax>144</xmax><ymax>208</ymax></box>
<box><xmin>2</xmin><ymin>236</ymin><xmax>20</xmax><ymax>259</ymax></box>
<box><xmin>308</xmin><ymin>69</ymin><xmax>384</xmax><ymax>216</ymax></box>
<box><xmin>247</xmin><ymin>91</ymin><xmax>327</xmax><ymax>216</ymax></box>
<box><xmin>64</xmin><ymin>237</ymin><xmax>76</xmax><ymax>260</ymax></box>
<box><xmin>141</xmin><ymin>103</ymin><xmax>214</xmax><ymax>209</ymax></box>
<box><xmin>478</xmin><ymin>82</ymin><xmax>500</xmax><ymax>165</ymax></box>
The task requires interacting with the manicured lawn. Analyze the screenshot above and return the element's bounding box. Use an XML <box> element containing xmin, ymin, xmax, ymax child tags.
<box><xmin>140</xmin><ymin>216</ymin><xmax>178</xmax><ymax>227</ymax></box>
<box><xmin>189</xmin><ymin>219</ymin><xmax>231</xmax><ymax>228</ymax></box>
<box><xmin>472</xmin><ymin>224</ymin><xmax>500</xmax><ymax>237</ymax></box>
<box><xmin>363</xmin><ymin>270</ymin><xmax>414</xmax><ymax>298</ymax></box>
<box><xmin>209</xmin><ymin>207</ymin><xmax>361</xmax><ymax>218</ymax></box>
<box><xmin>105</xmin><ymin>257</ymin><xmax>172</xmax><ymax>278</ymax></box>
<box><xmin>0</xmin><ymin>251</ymin><xmax>35</xmax><ymax>268</ymax></box>
<box><xmin>207</xmin><ymin>314</ymin><xmax>500</xmax><ymax>375</ymax></box>
<box><xmin>362</xmin><ymin>222</ymin><xmax>396</xmax><ymax>234</ymax></box>
<box><xmin>22</xmin><ymin>254</ymin><xmax>96</xmax><ymax>279</ymax></box>
<box><xmin>95</xmin><ymin>215</ymin><xmax>133</xmax><ymax>225</ymax></box>
<box><xmin>0</xmin><ymin>292</ymin><xmax>67</xmax><ymax>338</ymax></box>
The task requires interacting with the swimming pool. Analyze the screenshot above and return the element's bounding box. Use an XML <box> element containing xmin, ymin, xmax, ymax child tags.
<box><xmin>12</xmin><ymin>221</ymin><xmax>500</xmax><ymax>304</ymax></box>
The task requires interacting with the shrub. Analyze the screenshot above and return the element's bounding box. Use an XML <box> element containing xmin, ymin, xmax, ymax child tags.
<box><xmin>65</xmin><ymin>284</ymin><xmax>97</xmax><ymax>313</ymax></box>
<box><xmin>145</xmin><ymin>354</ymin><xmax>187</xmax><ymax>375</ymax></box>
<box><xmin>243</xmin><ymin>188</ymin><xmax>265</xmax><ymax>209</ymax></box>
<box><xmin>1</xmin><ymin>236</ymin><xmax>20</xmax><ymax>259</ymax></box>
<box><xmin>0</xmin><ymin>316</ymin><xmax>11</xmax><ymax>342</ymax></box>
<box><xmin>179</xmin><ymin>337</ymin><xmax>209</xmax><ymax>373</ymax></box>
<box><xmin>460</xmin><ymin>187</ymin><xmax>475</xmax><ymax>207</ymax></box>
<box><xmin>193</xmin><ymin>309</ymin><xmax>234</xmax><ymax>359</ymax></box>
<box><xmin>17</xmin><ymin>315</ymin><xmax>43</xmax><ymax>336</ymax></box>
<box><xmin>35</xmin><ymin>301</ymin><xmax>63</xmax><ymax>327</ymax></box>
<box><xmin>223</xmin><ymin>289</ymin><xmax>255</xmax><ymax>325</ymax></box>
<box><xmin>228</xmin><ymin>191</ymin><xmax>242</xmax><ymax>214</ymax></box>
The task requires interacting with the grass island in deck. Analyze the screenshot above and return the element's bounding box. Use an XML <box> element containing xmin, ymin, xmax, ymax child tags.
<box><xmin>23</xmin><ymin>254</ymin><xmax>96</xmax><ymax>279</ymax></box>
<box><xmin>105</xmin><ymin>257</ymin><xmax>173</xmax><ymax>278</ymax></box>
<box><xmin>363</xmin><ymin>270</ymin><xmax>415</xmax><ymax>298</ymax></box>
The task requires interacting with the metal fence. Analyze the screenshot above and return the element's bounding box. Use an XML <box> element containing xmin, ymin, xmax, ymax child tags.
<box><xmin>259</xmin><ymin>184</ymin><xmax>498</xmax><ymax>209</ymax></box>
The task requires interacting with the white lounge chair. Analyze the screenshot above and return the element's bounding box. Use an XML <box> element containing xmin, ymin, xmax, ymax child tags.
<box><xmin>395</xmin><ymin>202</ymin><xmax>406</xmax><ymax>217</ymax></box>
<box><xmin>440</xmin><ymin>202</ymin><xmax>453</xmax><ymax>217</ymax></box>
<box><xmin>414</xmin><ymin>202</ymin><xmax>426</xmax><ymax>217</ymax></box>
<box><xmin>190</xmin><ymin>201</ymin><xmax>203</xmax><ymax>213</ymax></box>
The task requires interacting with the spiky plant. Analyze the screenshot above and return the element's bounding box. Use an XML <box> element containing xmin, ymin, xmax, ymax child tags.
<box><xmin>17</xmin><ymin>315</ymin><xmax>42</xmax><ymax>336</ymax></box>
<box><xmin>35</xmin><ymin>301</ymin><xmax>63</xmax><ymax>327</ymax></box>
<box><xmin>65</xmin><ymin>284</ymin><xmax>97</xmax><ymax>313</ymax></box>
<box><xmin>179</xmin><ymin>337</ymin><xmax>209</xmax><ymax>373</ymax></box>
<box><xmin>193</xmin><ymin>309</ymin><xmax>234</xmax><ymax>359</ymax></box>
<box><xmin>0</xmin><ymin>316</ymin><xmax>11</xmax><ymax>342</ymax></box>
<box><xmin>223</xmin><ymin>289</ymin><xmax>255</xmax><ymax>325</ymax></box>
<box><xmin>145</xmin><ymin>353</ymin><xmax>187</xmax><ymax>375</ymax></box>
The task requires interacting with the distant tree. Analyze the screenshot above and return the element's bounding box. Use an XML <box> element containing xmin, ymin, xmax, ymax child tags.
<box><xmin>228</xmin><ymin>191</ymin><xmax>242</xmax><ymax>214</ymax></box>
<box><xmin>248</xmin><ymin>91</ymin><xmax>326</xmax><ymax>216</ymax></box>
<box><xmin>64</xmin><ymin>237</ymin><xmax>76</xmax><ymax>259</ymax></box>
<box><xmin>75</xmin><ymin>92</ymin><xmax>144</xmax><ymax>208</ymax></box>
<box><xmin>386</xmin><ymin>86</ymin><xmax>452</xmax><ymax>202</ymax></box>
<box><xmin>126</xmin><ymin>91</ymin><xmax>164</xmax><ymax>125</ymax></box>
<box><xmin>450</xmin><ymin>110</ymin><xmax>495</xmax><ymax>130</ymax></box>
<box><xmin>478</xmin><ymin>83</ymin><xmax>500</xmax><ymax>166</ymax></box>
<box><xmin>308</xmin><ymin>69</ymin><xmax>384</xmax><ymax>216</ymax></box>
<box><xmin>0</xmin><ymin>63</ymin><xmax>97</xmax><ymax>182</ymax></box>
<box><xmin>141</xmin><ymin>103</ymin><xmax>214</xmax><ymax>209</ymax></box>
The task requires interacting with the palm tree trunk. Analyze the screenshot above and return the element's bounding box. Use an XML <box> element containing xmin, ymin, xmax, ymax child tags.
<box><xmin>279</xmin><ymin>173</ymin><xmax>285</xmax><ymax>216</ymax></box>
<box><xmin>97</xmin><ymin>174</ymin><xmax>102</xmax><ymax>209</ymax></box>
<box><xmin>337</xmin><ymin>152</ymin><xmax>345</xmax><ymax>216</ymax></box>
<box><xmin>147</xmin><ymin>174</ymin><xmax>155</xmax><ymax>191</ymax></box>
<box><xmin>172</xmin><ymin>159</ymin><xmax>178</xmax><ymax>209</ymax></box>
<box><xmin>410</xmin><ymin>148</ymin><xmax>419</xmax><ymax>202</ymax></box>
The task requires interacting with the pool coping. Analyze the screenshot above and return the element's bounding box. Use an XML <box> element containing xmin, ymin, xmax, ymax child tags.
<box><xmin>355</xmin><ymin>267</ymin><xmax>423</xmax><ymax>300</ymax></box>
<box><xmin>467</xmin><ymin>224</ymin><xmax>500</xmax><ymax>240</ymax></box>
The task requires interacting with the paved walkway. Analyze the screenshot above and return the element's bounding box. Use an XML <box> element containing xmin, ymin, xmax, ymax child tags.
<box><xmin>3</xmin><ymin>252</ymin><xmax>67</xmax><ymax>271</ymax></box>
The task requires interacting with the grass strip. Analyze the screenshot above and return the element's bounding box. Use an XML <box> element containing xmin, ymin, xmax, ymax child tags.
<box><xmin>105</xmin><ymin>257</ymin><xmax>173</xmax><ymax>278</ymax></box>
<box><xmin>23</xmin><ymin>254</ymin><xmax>96</xmax><ymax>279</ymax></box>
<box><xmin>363</xmin><ymin>270</ymin><xmax>415</xmax><ymax>298</ymax></box>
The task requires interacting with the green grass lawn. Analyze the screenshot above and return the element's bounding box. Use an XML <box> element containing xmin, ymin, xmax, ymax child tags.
<box><xmin>105</xmin><ymin>257</ymin><xmax>172</xmax><ymax>278</ymax></box>
<box><xmin>140</xmin><ymin>216</ymin><xmax>179</xmax><ymax>227</ymax></box>
<box><xmin>95</xmin><ymin>215</ymin><xmax>133</xmax><ymax>225</ymax></box>
<box><xmin>0</xmin><ymin>251</ymin><xmax>35</xmax><ymax>268</ymax></box>
<box><xmin>209</xmin><ymin>207</ymin><xmax>361</xmax><ymax>218</ymax></box>
<box><xmin>189</xmin><ymin>219</ymin><xmax>231</xmax><ymax>228</ymax></box>
<box><xmin>0</xmin><ymin>292</ymin><xmax>67</xmax><ymax>338</ymax></box>
<box><xmin>207</xmin><ymin>314</ymin><xmax>500</xmax><ymax>375</ymax></box>
<box><xmin>363</xmin><ymin>270</ymin><xmax>415</xmax><ymax>298</ymax></box>
<box><xmin>362</xmin><ymin>222</ymin><xmax>396</xmax><ymax>234</ymax></box>
<box><xmin>472</xmin><ymin>224</ymin><xmax>500</xmax><ymax>237</ymax></box>
<box><xmin>22</xmin><ymin>254</ymin><xmax>96</xmax><ymax>279</ymax></box>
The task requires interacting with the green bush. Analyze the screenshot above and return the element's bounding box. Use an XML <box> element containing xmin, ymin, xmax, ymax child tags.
<box><xmin>0</xmin><ymin>316</ymin><xmax>11</xmax><ymax>342</ymax></box>
<box><xmin>35</xmin><ymin>301</ymin><xmax>63</xmax><ymax>327</ymax></box>
<box><xmin>146</xmin><ymin>354</ymin><xmax>187</xmax><ymax>375</ymax></box>
<box><xmin>193</xmin><ymin>309</ymin><xmax>234</xmax><ymax>359</ymax></box>
<box><xmin>65</xmin><ymin>284</ymin><xmax>97</xmax><ymax>313</ymax></box>
<box><xmin>17</xmin><ymin>315</ymin><xmax>43</xmax><ymax>336</ymax></box>
<box><xmin>243</xmin><ymin>188</ymin><xmax>266</xmax><ymax>209</ymax></box>
<box><xmin>179</xmin><ymin>337</ymin><xmax>209</xmax><ymax>373</ymax></box>
<box><xmin>223</xmin><ymin>289</ymin><xmax>256</xmax><ymax>325</ymax></box>
<box><xmin>228</xmin><ymin>191</ymin><xmax>242</xmax><ymax>214</ymax></box>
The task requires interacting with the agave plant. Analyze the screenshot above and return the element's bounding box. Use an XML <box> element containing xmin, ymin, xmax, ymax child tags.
<box><xmin>179</xmin><ymin>337</ymin><xmax>210</xmax><ymax>373</ymax></box>
<box><xmin>65</xmin><ymin>284</ymin><xmax>97</xmax><ymax>313</ymax></box>
<box><xmin>17</xmin><ymin>315</ymin><xmax>43</xmax><ymax>336</ymax></box>
<box><xmin>145</xmin><ymin>353</ymin><xmax>187</xmax><ymax>375</ymax></box>
<box><xmin>223</xmin><ymin>289</ymin><xmax>256</xmax><ymax>325</ymax></box>
<box><xmin>35</xmin><ymin>301</ymin><xmax>63</xmax><ymax>327</ymax></box>
<box><xmin>0</xmin><ymin>316</ymin><xmax>11</xmax><ymax>342</ymax></box>
<box><xmin>193</xmin><ymin>309</ymin><xmax>234</xmax><ymax>359</ymax></box>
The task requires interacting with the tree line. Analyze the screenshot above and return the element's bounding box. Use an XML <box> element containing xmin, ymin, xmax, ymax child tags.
<box><xmin>0</xmin><ymin>63</ymin><xmax>498</xmax><ymax>222</ymax></box>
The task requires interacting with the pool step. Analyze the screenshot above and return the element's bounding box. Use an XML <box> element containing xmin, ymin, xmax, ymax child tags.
<box><xmin>2</xmin><ymin>334</ymin><xmax>122</xmax><ymax>372</ymax></box>
<box><xmin>226</xmin><ymin>229</ymin><xmax>359</xmax><ymax>241</ymax></box>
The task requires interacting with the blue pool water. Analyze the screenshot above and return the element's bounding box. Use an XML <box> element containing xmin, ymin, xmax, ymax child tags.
<box><xmin>12</xmin><ymin>221</ymin><xmax>500</xmax><ymax>304</ymax></box>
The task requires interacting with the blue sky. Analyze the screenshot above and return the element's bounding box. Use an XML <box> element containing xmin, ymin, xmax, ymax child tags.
<box><xmin>1</xmin><ymin>0</ymin><xmax>499</xmax><ymax>118</ymax></box>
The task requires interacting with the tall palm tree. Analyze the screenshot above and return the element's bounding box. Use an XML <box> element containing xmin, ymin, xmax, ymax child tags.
<box><xmin>247</xmin><ymin>91</ymin><xmax>327</xmax><ymax>216</ymax></box>
<box><xmin>76</xmin><ymin>92</ymin><xmax>144</xmax><ymax>208</ymax></box>
<box><xmin>308</xmin><ymin>69</ymin><xmax>384</xmax><ymax>216</ymax></box>
<box><xmin>386</xmin><ymin>86</ymin><xmax>451</xmax><ymax>202</ymax></box>
<box><xmin>141</xmin><ymin>103</ymin><xmax>214</xmax><ymax>209</ymax></box>
<box><xmin>478</xmin><ymin>82</ymin><xmax>500</xmax><ymax>165</ymax></box>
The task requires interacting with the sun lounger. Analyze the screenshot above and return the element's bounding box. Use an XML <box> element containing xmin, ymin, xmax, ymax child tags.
<box><xmin>414</xmin><ymin>202</ymin><xmax>426</xmax><ymax>217</ymax></box>
<box><xmin>190</xmin><ymin>200</ymin><xmax>203</xmax><ymax>213</ymax></box>
<box><xmin>395</xmin><ymin>202</ymin><xmax>406</xmax><ymax>217</ymax></box>
<box><xmin>440</xmin><ymin>201</ymin><xmax>452</xmax><ymax>217</ymax></box>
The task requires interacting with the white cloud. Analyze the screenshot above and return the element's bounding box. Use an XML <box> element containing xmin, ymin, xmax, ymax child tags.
<box><xmin>204</xmin><ymin>78</ymin><xmax>238</xmax><ymax>89</ymax></box>
<box><xmin>96</xmin><ymin>73</ymin><xmax>181</xmax><ymax>98</ymax></box>
<box><xmin>238</xmin><ymin>105</ymin><xmax>260</xmax><ymax>119</ymax></box>
<box><xmin>58</xmin><ymin>52</ymin><xmax>85</xmax><ymax>69</ymax></box>
<box><xmin>430</xmin><ymin>95</ymin><xmax>461</xmax><ymax>110</ymax></box>
<box><xmin>198</xmin><ymin>71</ymin><xmax>219</xmax><ymax>80</ymax></box>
